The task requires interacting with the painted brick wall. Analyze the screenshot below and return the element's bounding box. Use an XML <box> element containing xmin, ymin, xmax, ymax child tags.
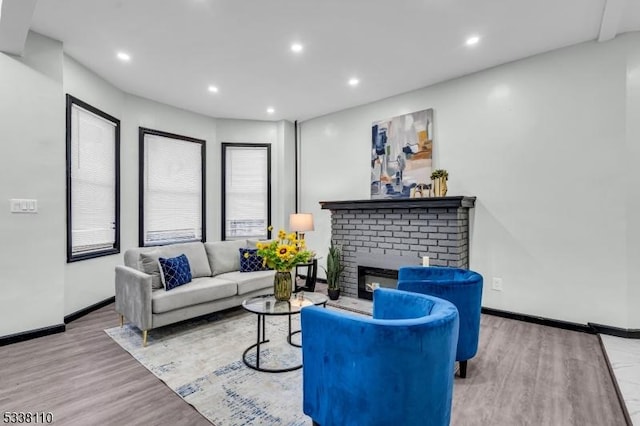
<box><xmin>329</xmin><ymin>207</ymin><xmax>470</xmax><ymax>297</ymax></box>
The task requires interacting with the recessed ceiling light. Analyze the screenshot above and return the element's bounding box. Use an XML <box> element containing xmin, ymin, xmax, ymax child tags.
<box><xmin>116</xmin><ymin>52</ymin><xmax>131</xmax><ymax>62</ymax></box>
<box><xmin>348</xmin><ymin>78</ymin><xmax>359</xmax><ymax>86</ymax></box>
<box><xmin>208</xmin><ymin>85</ymin><xmax>219</xmax><ymax>93</ymax></box>
<box><xmin>465</xmin><ymin>36</ymin><xmax>480</xmax><ymax>46</ymax></box>
<box><xmin>291</xmin><ymin>43</ymin><xmax>303</xmax><ymax>53</ymax></box>
<box><xmin>267</xmin><ymin>107</ymin><xmax>275</xmax><ymax>114</ymax></box>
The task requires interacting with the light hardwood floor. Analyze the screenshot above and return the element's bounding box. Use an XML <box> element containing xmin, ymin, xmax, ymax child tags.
<box><xmin>452</xmin><ymin>314</ymin><xmax>627</xmax><ymax>425</ymax></box>
<box><xmin>0</xmin><ymin>303</ymin><xmax>628</xmax><ymax>426</ymax></box>
<box><xmin>0</xmin><ymin>305</ymin><xmax>210</xmax><ymax>426</ymax></box>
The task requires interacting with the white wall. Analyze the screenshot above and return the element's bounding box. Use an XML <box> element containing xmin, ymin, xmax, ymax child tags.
<box><xmin>62</xmin><ymin>55</ymin><xmax>126</xmax><ymax>315</ymax></box>
<box><xmin>0</xmin><ymin>32</ymin><xmax>65</xmax><ymax>336</ymax></box>
<box><xmin>0</xmin><ymin>33</ymin><xmax>295</xmax><ymax>337</ymax></box>
<box><xmin>625</xmin><ymin>35</ymin><xmax>640</xmax><ymax>328</ymax></box>
<box><xmin>300</xmin><ymin>33</ymin><xmax>640</xmax><ymax>328</ymax></box>
<box><xmin>275</xmin><ymin>120</ymin><xmax>296</xmax><ymax>230</ymax></box>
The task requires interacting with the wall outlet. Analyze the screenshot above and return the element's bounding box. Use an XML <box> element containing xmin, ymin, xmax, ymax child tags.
<box><xmin>492</xmin><ymin>277</ymin><xmax>503</xmax><ymax>291</ymax></box>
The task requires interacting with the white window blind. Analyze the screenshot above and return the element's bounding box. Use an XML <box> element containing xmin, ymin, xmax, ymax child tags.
<box><xmin>143</xmin><ymin>133</ymin><xmax>203</xmax><ymax>246</ymax></box>
<box><xmin>69</xmin><ymin>103</ymin><xmax>118</xmax><ymax>258</ymax></box>
<box><xmin>224</xmin><ymin>145</ymin><xmax>269</xmax><ymax>240</ymax></box>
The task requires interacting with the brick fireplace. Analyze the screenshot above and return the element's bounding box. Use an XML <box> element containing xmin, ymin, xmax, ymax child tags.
<box><xmin>320</xmin><ymin>196</ymin><xmax>476</xmax><ymax>298</ymax></box>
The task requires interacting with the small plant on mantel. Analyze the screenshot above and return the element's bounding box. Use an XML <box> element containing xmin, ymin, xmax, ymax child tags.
<box><xmin>430</xmin><ymin>169</ymin><xmax>448</xmax><ymax>196</ymax></box>
<box><xmin>321</xmin><ymin>242</ymin><xmax>345</xmax><ymax>300</ymax></box>
<box><xmin>430</xmin><ymin>169</ymin><xmax>449</xmax><ymax>180</ymax></box>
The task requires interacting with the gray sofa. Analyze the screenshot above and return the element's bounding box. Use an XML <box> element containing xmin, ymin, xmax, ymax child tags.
<box><xmin>115</xmin><ymin>240</ymin><xmax>274</xmax><ymax>346</ymax></box>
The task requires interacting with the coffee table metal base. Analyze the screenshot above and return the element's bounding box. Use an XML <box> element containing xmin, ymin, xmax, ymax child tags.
<box><xmin>242</xmin><ymin>313</ymin><xmax>302</xmax><ymax>373</ymax></box>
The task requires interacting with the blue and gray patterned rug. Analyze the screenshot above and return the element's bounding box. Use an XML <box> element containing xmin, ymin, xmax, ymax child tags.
<box><xmin>105</xmin><ymin>298</ymin><xmax>372</xmax><ymax>426</ymax></box>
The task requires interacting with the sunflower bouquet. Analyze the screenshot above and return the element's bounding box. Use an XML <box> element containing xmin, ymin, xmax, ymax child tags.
<box><xmin>255</xmin><ymin>226</ymin><xmax>314</xmax><ymax>272</ymax></box>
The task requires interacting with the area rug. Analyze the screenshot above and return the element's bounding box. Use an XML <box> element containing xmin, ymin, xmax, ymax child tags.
<box><xmin>105</xmin><ymin>298</ymin><xmax>373</xmax><ymax>426</ymax></box>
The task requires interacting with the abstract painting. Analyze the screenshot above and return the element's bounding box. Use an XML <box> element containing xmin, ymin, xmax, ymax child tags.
<box><xmin>371</xmin><ymin>108</ymin><xmax>433</xmax><ymax>199</ymax></box>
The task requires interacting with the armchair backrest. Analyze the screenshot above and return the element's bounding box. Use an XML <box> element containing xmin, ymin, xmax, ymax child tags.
<box><xmin>398</xmin><ymin>266</ymin><xmax>483</xmax><ymax>362</ymax></box>
<box><xmin>301</xmin><ymin>288</ymin><xmax>459</xmax><ymax>426</ymax></box>
<box><xmin>372</xmin><ymin>288</ymin><xmax>435</xmax><ymax>320</ymax></box>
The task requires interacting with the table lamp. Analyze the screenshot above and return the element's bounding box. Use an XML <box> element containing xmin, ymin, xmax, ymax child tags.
<box><xmin>289</xmin><ymin>213</ymin><xmax>314</xmax><ymax>242</ymax></box>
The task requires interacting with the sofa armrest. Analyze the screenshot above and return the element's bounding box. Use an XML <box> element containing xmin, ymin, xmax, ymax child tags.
<box><xmin>115</xmin><ymin>265</ymin><xmax>153</xmax><ymax>331</ymax></box>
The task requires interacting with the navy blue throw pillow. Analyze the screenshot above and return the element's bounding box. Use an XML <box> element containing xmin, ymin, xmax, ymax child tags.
<box><xmin>159</xmin><ymin>254</ymin><xmax>192</xmax><ymax>291</ymax></box>
<box><xmin>239</xmin><ymin>248</ymin><xmax>268</xmax><ymax>272</ymax></box>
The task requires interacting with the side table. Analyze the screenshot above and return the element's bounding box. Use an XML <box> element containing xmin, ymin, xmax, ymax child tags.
<box><xmin>294</xmin><ymin>258</ymin><xmax>318</xmax><ymax>292</ymax></box>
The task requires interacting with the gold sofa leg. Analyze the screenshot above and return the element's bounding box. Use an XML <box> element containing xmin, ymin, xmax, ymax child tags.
<box><xmin>143</xmin><ymin>330</ymin><xmax>148</xmax><ymax>347</ymax></box>
<box><xmin>119</xmin><ymin>314</ymin><xmax>124</xmax><ymax>327</ymax></box>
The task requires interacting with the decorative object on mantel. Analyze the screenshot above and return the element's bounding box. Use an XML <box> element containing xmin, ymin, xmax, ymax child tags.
<box><xmin>321</xmin><ymin>242</ymin><xmax>345</xmax><ymax>300</ymax></box>
<box><xmin>256</xmin><ymin>227</ymin><xmax>314</xmax><ymax>301</ymax></box>
<box><xmin>371</xmin><ymin>108</ymin><xmax>434</xmax><ymax>199</ymax></box>
<box><xmin>411</xmin><ymin>183</ymin><xmax>432</xmax><ymax>198</ymax></box>
<box><xmin>430</xmin><ymin>169</ymin><xmax>448</xmax><ymax>197</ymax></box>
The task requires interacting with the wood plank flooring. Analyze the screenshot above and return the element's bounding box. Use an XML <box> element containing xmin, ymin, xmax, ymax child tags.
<box><xmin>0</xmin><ymin>304</ymin><xmax>209</xmax><ymax>426</ymax></box>
<box><xmin>0</xmin><ymin>303</ymin><xmax>627</xmax><ymax>426</ymax></box>
<box><xmin>452</xmin><ymin>314</ymin><xmax>626</xmax><ymax>425</ymax></box>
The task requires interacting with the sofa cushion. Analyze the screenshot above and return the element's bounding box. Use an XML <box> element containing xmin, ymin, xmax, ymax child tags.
<box><xmin>158</xmin><ymin>242</ymin><xmax>211</xmax><ymax>278</ymax></box>
<box><xmin>239</xmin><ymin>248</ymin><xmax>269</xmax><ymax>272</ymax></box>
<box><xmin>151</xmin><ymin>277</ymin><xmax>237</xmax><ymax>314</ymax></box>
<box><xmin>159</xmin><ymin>254</ymin><xmax>192</xmax><ymax>291</ymax></box>
<box><xmin>217</xmin><ymin>270</ymin><xmax>275</xmax><ymax>295</ymax></box>
<box><xmin>205</xmin><ymin>240</ymin><xmax>247</xmax><ymax>276</ymax></box>
<box><xmin>125</xmin><ymin>242</ymin><xmax>212</xmax><ymax>278</ymax></box>
<box><xmin>140</xmin><ymin>251</ymin><xmax>164</xmax><ymax>289</ymax></box>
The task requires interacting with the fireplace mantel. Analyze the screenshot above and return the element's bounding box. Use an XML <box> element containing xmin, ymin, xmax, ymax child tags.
<box><xmin>320</xmin><ymin>196</ymin><xmax>476</xmax><ymax>211</ymax></box>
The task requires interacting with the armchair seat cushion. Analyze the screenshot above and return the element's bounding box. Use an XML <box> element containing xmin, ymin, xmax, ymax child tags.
<box><xmin>217</xmin><ymin>270</ymin><xmax>275</xmax><ymax>295</ymax></box>
<box><xmin>151</xmin><ymin>277</ymin><xmax>236</xmax><ymax>314</ymax></box>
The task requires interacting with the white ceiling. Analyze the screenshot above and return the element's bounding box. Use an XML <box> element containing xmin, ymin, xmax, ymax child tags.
<box><xmin>27</xmin><ymin>0</ymin><xmax>640</xmax><ymax>122</ymax></box>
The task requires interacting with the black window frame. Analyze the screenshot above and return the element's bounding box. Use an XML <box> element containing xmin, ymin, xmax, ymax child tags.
<box><xmin>139</xmin><ymin>127</ymin><xmax>206</xmax><ymax>247</ymax></box>
<box><xmin>65</xmin><ymin>94</ymin><xmax>121</xmax><ymax>262</ymax></box>
<box><xmin>221</xmin><ymin>142</ymin><xmax>272</xmax><ymax>241</ymax></box>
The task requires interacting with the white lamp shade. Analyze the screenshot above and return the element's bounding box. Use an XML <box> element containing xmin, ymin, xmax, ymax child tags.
<box><xmin>289</xmin><ymin>213</ymin><xmax>314</xmax><ymax>232</ymax></box>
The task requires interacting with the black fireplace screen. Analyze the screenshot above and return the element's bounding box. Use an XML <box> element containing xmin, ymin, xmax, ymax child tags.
<box><xmin>357</xmin><ymin>266</ymin><xmax>399</xmax><ymax>300</ymax></box>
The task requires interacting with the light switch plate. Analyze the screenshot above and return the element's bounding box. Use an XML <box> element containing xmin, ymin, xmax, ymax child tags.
<box><xmin>10</xmin><ymin>199</ymin><xmax>38</xmax><ymax>213</ymax></box>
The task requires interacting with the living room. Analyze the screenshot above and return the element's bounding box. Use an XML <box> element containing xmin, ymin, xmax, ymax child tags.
<box><xmin>1</xmin><ymin>0</ymin><xmax>639</xmax><ymax>425</ymax></box>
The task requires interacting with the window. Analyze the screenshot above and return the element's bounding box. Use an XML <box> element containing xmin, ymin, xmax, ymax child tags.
<box><xmin>221</xmin><ymin>143</ymin><xmax>271</xmax><ymax>240</ymax></box>
<box><xmin>139</xmin><ymin>128</ymin><xmax>206</xmax><ymax>246</ymax></box>
<box><xmin>66</xmin><ymin>95</ymin><xmax>120</xmax><ymax>262</ymax></box>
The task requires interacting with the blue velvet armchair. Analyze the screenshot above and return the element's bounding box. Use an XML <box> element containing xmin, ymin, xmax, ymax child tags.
<box><xmin>398</xmin><ymin>266</ymin><xmax>483</xmax><ymax>378</ymax></box>
<box><xmin>301</xmin><ymin>288</ymin><xmax>459</xmax><ymax>426</ymax></box>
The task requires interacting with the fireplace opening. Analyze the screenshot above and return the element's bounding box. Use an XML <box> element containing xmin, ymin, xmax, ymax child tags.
<box><xmin>358</xmin><ymin>266</ymin><xmax>399</xmax><ymax>300</ymax></box>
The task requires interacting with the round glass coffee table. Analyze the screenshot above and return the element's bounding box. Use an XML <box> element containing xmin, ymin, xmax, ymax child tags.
<box><xmin>242</xmin><ymin>292</ymin><xmax>328</xmax><ymax>373</ymax></box>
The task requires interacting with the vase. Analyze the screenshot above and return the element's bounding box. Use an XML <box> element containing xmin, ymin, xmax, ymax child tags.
<box><xmin>274</xmin><ymin>270</ymin><xmax>293</xmax><ymax>301</ymax></box>
<box><xmin>432</xmin><ymin>177</ymin><xmax>448</xmax><ymax>197</ymax></box>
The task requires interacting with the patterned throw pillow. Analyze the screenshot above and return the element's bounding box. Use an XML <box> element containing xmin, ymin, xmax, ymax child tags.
<box><xmin>159</xmin><ymin>254</ymin><xmax>192</xmax><ymax>291</ymax></box>
<box><xmin>239</xmin><ymin>248</ymin><xmax>268</xmax><ymax>272</ymax></box>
